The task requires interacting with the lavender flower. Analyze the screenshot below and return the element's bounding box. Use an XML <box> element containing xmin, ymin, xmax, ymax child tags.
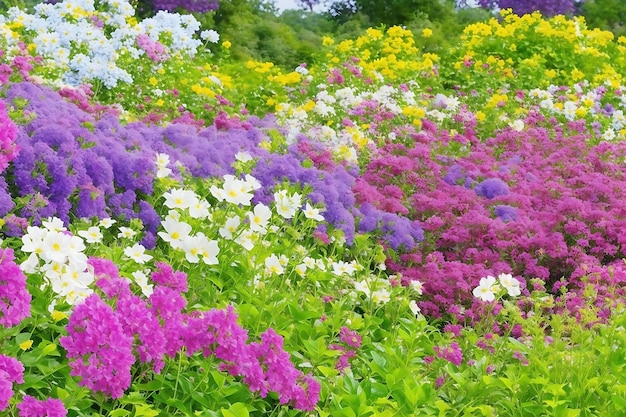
<box><xmin>0</xmin><ymin>355</ymin><xmax>24</xmax><ymax>411</ymax></box>
<box><xmin>474</xmin><ymin>178</ymin><xmax>510</xmax><ymax>199</ymax></box>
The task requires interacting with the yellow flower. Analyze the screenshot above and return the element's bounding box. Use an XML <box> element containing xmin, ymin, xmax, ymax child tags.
<box><xmin>156</xmin><ymin>99</ymin><xmax>164</xmax><ymax>107</ymax></box>
<box><xmin>476</xmin><ymin>111</ymin><xmax>486</xmax><ymax>122</ymax></box>
<box><xmin>51</xmin><ymin>310</ymin><xmax>67</xmax><ymax>321</ymax></box>
<box><xmin>422</xmin><ymin>28</ymin><xmax>433</xmax><ymax>38</ymax></box>
<box><xmin>571</xmin><ymin>68</ymin><xmax>585</xmax><ymax>81</ymax></box>
<box><xmin>149</xmin><ymin>77</ymin><xmax>158</xmax><ymax>86</ymax></box>
<box><xmin>19</xmin><ymin>340</ymin><xmax>33</xmax><ymax>351</ymax></box>
<box><xmin>322</xmin><ymin>36</ymin><xmax>334</xmax><ymax>46</ymax></box>
<box><xmin>222</xmin><ymin>40</ymin><xmax>231</xmax><ymax>49</ymax></box>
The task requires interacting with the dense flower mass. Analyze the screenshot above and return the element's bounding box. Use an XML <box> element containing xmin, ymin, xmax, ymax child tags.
<box><xmin>0</xmin><ymin>248</ymin><xmax>31</xmax><ymax>326</ymax></box>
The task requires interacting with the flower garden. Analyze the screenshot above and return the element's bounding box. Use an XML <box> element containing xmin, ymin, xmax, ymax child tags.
<box><xmin>2</xmin><ymin>0</ymin><xmax>626</xmax><ymax>415</ymax></box>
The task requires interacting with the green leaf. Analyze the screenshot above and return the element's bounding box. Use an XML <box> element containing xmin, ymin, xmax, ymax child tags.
<box><xmin>109</xmin><ymin>410</ymin><xmax>131</xmax><ymax>417</ymax></box>
<box><xmin>134</xmin><ymin>404</ymin><xmax>160</xmax><ymax>417</ymax></box>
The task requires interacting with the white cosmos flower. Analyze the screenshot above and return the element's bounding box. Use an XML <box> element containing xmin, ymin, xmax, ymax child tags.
<box><xmin>410</xmin><ymin>280</ymin><xmax>424</xmax><ymax>295</ymax></box>
<box><xmin>235</xmin><ymin>229</ymin><xmax>256</xmax><ymax>251</ymax></box>
<box><xmin>41</xmin><ymin>231</ymin><xmax>72</xmax><ymax>264</ymax></box>
<box><xmin>124</xmin><ymin>243</ymin><xmax>152</xmax><ymax>264</ymax></box>
<box><xmin>409</xmin><ymin>300</ymin><xmax>421</xmax><ymax>316</ymax></box>
<box><xmin>371</xmin><ymin>289</ymin><xmax>391</xmax><ymax>304</ymax></box>
<box><xmin>188</xmin><ymin>198</ymin><xmax>211</xmax><ymax>219</ymax></box>
<box><xmin>235</xmin><ymin>151</ymin><xmax>253</xmax><ymax>162</ymax></box>
<box><xmin>332</xmin><ymin>260</ymin><xmax>356</xmax><ymax>276</ymax></box>
<box><xmin>472</xmin><ymin>275</ymin><xmax>500</xmax><ymax>302</ymax></box>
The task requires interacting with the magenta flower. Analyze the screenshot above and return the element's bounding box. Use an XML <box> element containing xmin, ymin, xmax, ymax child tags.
<box><xmin>0</xmin><ymin>248</ymin><xmax>31</xmax><ymax>327</ymax></box>
<box><xmin>17</xmin><ymin>395</ymin><xmax>67</xmax><ymax>417</ymax></box>
<box><xmin>0</xmin><ymin>355</ymin><xmax>24</xmax><ymax>411</ymax></box>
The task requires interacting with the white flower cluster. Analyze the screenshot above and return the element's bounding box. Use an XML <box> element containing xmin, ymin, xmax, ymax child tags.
<box><xmin>20</xmin><ymin>217</ymin><xmax>95</xmax><ymax>305</ymax></box>
<box><xmin>0</xmin><ymin>0</ymin><xmax>205</xmax><ymax>88</ymax></box>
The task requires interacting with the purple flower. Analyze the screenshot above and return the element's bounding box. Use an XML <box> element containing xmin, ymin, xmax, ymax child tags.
<box><xmin>60</xmin><ymin>295</ymin><xmax>135</xmax><ymax>399</ymax></box>
<box><xmin>0</xmin><ymin>248</ymin><xmax>31</xmax><ymax>327</ymax></box>
<box><xmin>434</xmin><ymin>342</ymin><xmax>463</xmax><ymax>366</ymax></box>
<box><xmin>0</xmin><ymin>355</ymin><xmax>24</xmax><ymax>410</ymax></box>
<box><xmin>474</xmin><ymin>178</ymin><xmax>510</xmax><ymax>199</ymax></box>
<box><xmin>494</xmin><ymin>205</ymin><xmax>518</xmax><ymax>222</ymax></box>
<box><xmin>17</xmin><ymin>395</ymin><xmax>67</xmax><ymax>417</ymax></box>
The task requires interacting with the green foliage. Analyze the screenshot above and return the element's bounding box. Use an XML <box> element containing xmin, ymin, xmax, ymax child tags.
<box><xmin>580</xmin><ymin>0</ymin><xmax>626</xmax><ymax>37</ymax></box>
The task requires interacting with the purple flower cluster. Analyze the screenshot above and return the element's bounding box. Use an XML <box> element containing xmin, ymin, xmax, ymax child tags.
<box><xmin>434</xmin><ymin>341</ymin><xmax>463</xmax><ymax>366</ymax></box>
<box><xmin>0</xmin><ymin>248</ymin><xmax>32</xmax><ymax>327</ymax></box>
<box><xmin>359</xmin><ymin>112</ymin><xmax>626</xmax><ymax>320</ymax></box>
<box><xmin>0</xmin><ymin>354</ymin><xmax>24</xmax><ymax>411</ymax></box>
<box><xmin>17</xmin><ymin>395</ymin><xmax>67</xmax><ymax>417</ymax></box>
<box><xmin>151</xmin><ymin>0</ymin><xmax>218</xmax><ymax>13</ymax></box>
<box><xmin>0</xmin><ymin>100</ymin><xmax>19</xmax><ymax>174</ymax></box>
<box><xmin>60</xmin><ymin>260</ymin><xmax>320</xmax><ymax>410</ymax></box>
<box><xmin>328</xmin><ymin>326</ymin><xmax>362</xmax><ymax>373</ymax></box>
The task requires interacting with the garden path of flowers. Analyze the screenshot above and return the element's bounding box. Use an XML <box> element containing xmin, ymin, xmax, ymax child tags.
<box><xmin>2</xmin><ymin>1</ymin><xmax>626</xmax><ymax>416</ymax></box>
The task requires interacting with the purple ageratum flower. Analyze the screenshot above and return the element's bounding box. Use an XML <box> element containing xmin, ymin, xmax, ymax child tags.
<box><xmin>443</xmin><ymin>164</ymin><xmax>465</xmax><ymax>186</ymax></box>
<box><xmin>474</xmin><ymin>178</ymin><xmax>510</xmax><ymax>199</ymax></box>
<box><xmin>17</xmin><ymin>395</ymin><xmax>67</xmax><ymax>417</ymax></box>
<box><xmin>59</xmin><ymin>294</ymin><xmax>135</xmax><ymax>399</ymax></box>
<box><xmin>0</xmin><ymin>248</ymin><xmax>31</xmax><ymax>327</ymax></box>
<box><xmin>494</xmin><ymin>205</ymin><xmax>518</xmax><ymax>222</ymax></box>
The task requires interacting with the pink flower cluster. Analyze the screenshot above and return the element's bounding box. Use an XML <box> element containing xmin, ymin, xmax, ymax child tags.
<box><xmin>136</xmin><ymin>34</ymin><xmax>169</xmax><ymax>63</ymax></box>
<box><xmin>0</xmin><ymin>100</ymin><xmax>20</xmax><ymax>174</ymax></box>
<box><xmin>329</xmin><ymin>326</ymin><xmax>362</xmax><ymax>373</ymax></box>
<box><xmin>358</xmin><ymin>112</ymin><xmax>626</xmax><ymax>319</ymax></box>
<box><xmin>0</xmin><ymin>248</ymin><xmax>31</xmax><ymax>327</ymax></box>
<box><xmin>60</xmin><ymin>260</ymin><xmax>320</xmax><ymax>410</ymax></box>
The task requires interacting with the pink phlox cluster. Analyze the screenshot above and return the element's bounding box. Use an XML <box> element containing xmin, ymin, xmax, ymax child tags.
<box><xmin>329</xmin><ymin>326</ymin><xmax>361</xmax><ymax>373</ymax></box>
<box><xmin>151</xmin><ymin>262</ymin><xmax>188</xmax><ymax>292</ymax></box>
<box><xmin>252</xmin><ymin>328</ymin><xmax>320</xmax><ymax>411</ymax></box>
<box><xmin>17</xmin><ymin>395</ymin><xmax>67</xmax><ymax>417</ymax></box>
<box><xmin>0</xmin><ymin>354</ymin><xmax>24</xmax><ymax>410</ymax></box>
<box><xmin>0</xmin><ymin>248</ymin><xmax>32</xmax><ymax>327</ymax></box>
<box><xmin>136</xmin><ymin>34</ymin><xmax>169</xmax><ymax>63</ymax></box>
<box><xmin>59</xmin><ymin>295</ymin><xmax>135</xmax><ymax>398</ymax></box>
<box><xmin>0</xmin><ymin>100</ymin><xmax>20</xmax><ymax>174</ymax></box>
<box><xmin>434</xmin><ymin>341</ymin><xmax>463</xmax><ymax>366</ymax></box>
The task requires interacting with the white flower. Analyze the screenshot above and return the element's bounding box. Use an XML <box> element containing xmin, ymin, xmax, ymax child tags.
<box><xmin>354</xmin><ymin>280</ymin><xmax>370</xmax><ymax>297</ymax></box>
<box><xmin>498</xmin><ymin>273</ymin><xmax>521</xmax><ymax>297</ymax></box>
<box><xmin>124</xmin><ymin>243</ymin><xmax>152</xmax><ymax>264</ymax></box>
<box><xmin>42</xmin><ymin>217</ymin><xmax>66</xmax><ymax>232</ymax></box>
<box><xmin>410</xmin><ymin>280</ymin><xmax>423</xmax><ymax>295</ymax></box>
<box><xmin>472</xmin><ymin>275</ymin><xmax>499</xmax><ymax>302</ymax></box>
<box><xmin>274</xmin><ymin>190</ymin><xmax>302</xmax><ymax>219</ymax></box>
<box><xmin>118</xmin><ymin>227</ymin><xmax>137</xmax><ymax>239</ymax></box>
<box><xmin>332</xmin><ymin>261</ymin><xmax>356</xmax><ymax>276</ymax></box>
<box><xmin>164</xmin><ymin>188</ymin><xmax>198</xmax><ymax>210</ymax></box>
<box><xmin>264</xmin><ymin>254</ymin><xmax>284</xmax><ymax>275</ymax></box>
<box><xmin>303</xmin><ymin>203</ymin><xmax>324</xmax><ymax>222</ymax></box>
<box><xmin>219</xmin><ymin>215</ymin><xmax>241</xmax><ymax>240</ymax></box>
<box><xmin>41</xmin><ymin>231</ymin><xmax>72</xmax><ymax>264</ymax></box>
<box><xmin>158</xmin><ymin>218</ymin><xmax>192</xmax><ymax>250</ymax></box>
<box><xmin>235</xmin><ymin>151</ymin><xmax>253</xmax><ymax>162</ymax></box>
<box><xmin>132</xmin><ymin>270</ymin><xmax>154</xmax><ymax>297</ymax></box>
<box><xmin>155</xmin><ymin>153</ymin><xmax>172</xmax><ymax>178</ymax></box>
<box><xmin>247</xmin><ymin>203</ymin><xmax>272</xmax><ymax>233</ymax></box>
<box><xmin>188</xmin><ymin>198</ymin><xmax>211</xmax><ymax>219</ymax></box>
<box><xmin>77</xmin><ymin>226</ymin><xmax>103</xmax><ymax>244</ymax></box>
<box><xmin>409</xmin><ymin>300</ymin><xmax>421</xmax><ymax>316</ymax></box>
<box><xmin>200</xmin><ymin>29</ymin><xmax>219</xmax><ymax>43</ymax></box>
<box><xmin>510</xmin><ymin>119</ymin><xmax>525</xmax><ymax>132</ymax></box>
<box><xmin>235</xmin><ymin>229</ymin><xmax>256</xmax><ymax>251</ymax></box>
<box><xmin>212</xmin><ymin>175</ymin><xmax>256</xmax><ymax>206</ymax></box>
<box><xmin>371</xmin><ymin>289</ymin><xmax>391</xmax><ymax>304</ymax></box>
<box><xmin>99</xmin><ymin>218</ymin><xmax>116</xmax><ymax>228</ymax></box>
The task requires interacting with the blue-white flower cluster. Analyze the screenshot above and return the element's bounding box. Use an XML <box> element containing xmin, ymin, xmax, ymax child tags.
<box><xmin>0</xmin><ymin>0</ymin><xmax>204</xmax><ymax>88</ymax></box>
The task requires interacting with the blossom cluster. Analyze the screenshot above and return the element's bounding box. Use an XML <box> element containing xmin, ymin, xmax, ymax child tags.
<box><xmin>59</xmin><ymin>261</ymin><xmax>320</xmax><ymax>409</ymax></box>
<box><xmin>0</xmin><ymin>0</ymin><xmax>204</xmax><ymax>88</ymax></box>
